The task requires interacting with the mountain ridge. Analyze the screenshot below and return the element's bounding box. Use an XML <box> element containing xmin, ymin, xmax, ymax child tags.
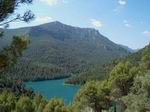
<box><xmin>0</xmin><ymin>21</ymin><xmax>132</xmax><ymax>48</ymax></box>
<box><xmin>4</xmin><ymin>21</ymin><xmax>133</xmax><ymax>52</ymax></box>
<box><xmin>1</xmin><ymin>21</ymin><xmax>131</xmax><ymax>82</ymax></box>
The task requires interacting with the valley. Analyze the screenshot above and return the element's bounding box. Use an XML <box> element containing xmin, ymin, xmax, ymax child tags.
<box><xmin>0</xmin><ymin>1</ymin><xmax>150</xmax><ymax>112</ymax></box>
<box><xmin>1</xmin><ymin>21</ymin><xmax>131</xmax><ymax>84</ymax></box>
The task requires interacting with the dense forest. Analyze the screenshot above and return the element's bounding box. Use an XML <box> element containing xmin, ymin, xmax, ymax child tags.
<box><xmin>0</xmin><ymin>21</ymin><xmax>130</xmax><ymax>83</ymax></box>
<box><xmin>0</xmin><ymin>0</ymin><xmax>150</xmax><ymax>112</ymax></box>
<box><xmin>1</xmin><ymin>39</ymin><xmax>150</xmax><ymax>112</ymax></box>
<box><xmin>72</xmin><ymin>43</ymin><xmax>150</xmax><ymax>112</ymax></box>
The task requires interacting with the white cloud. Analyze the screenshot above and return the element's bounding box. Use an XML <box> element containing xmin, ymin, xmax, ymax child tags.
<box><xmin>40</xmin><ymin>0</ymin><xmax>64</xmax><ymax>6</ymax></box>
<box><xmin>143</xmin><ymin>30</ymin><xmax>150</xmax><ymax>37</ymax></box>
<box><xmin>90</xmin><ymin>19</ymin><xmax>103</xmax><ymax>28</ymax></box>
<box><xmin>118</xmin><ymin>0</ymin><xmax>127</xmax><ymax>5</ymax></box>
<box><xmin>125</xmin><ymin>23</ymin><xmax>131</xmax><ymax>27</ymax></box>
<box><xmin>114</xmin><ymin>0</ymin><xmax>127</xmax><ymax>13</ymax></box>
<box><xmin>123</xmin><ymin>20</ymin><xmax>132</xmax><ymax>28</ymax></box>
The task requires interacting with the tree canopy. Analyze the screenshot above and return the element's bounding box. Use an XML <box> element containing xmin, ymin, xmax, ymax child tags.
<box><xmin>0</xmin><ymin>0</ymin><xmax>34</xmax><ymax>71</ymax></box>
<box><xmin>0</xmin><ymin>0</ymin><xmax>34</xmax><ymax>27</ymax></box>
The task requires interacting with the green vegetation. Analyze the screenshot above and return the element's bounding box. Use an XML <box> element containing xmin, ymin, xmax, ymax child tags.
<box><xmin>0</xmin><ymin>0</ymin><xmax>34</xmax><ymax>102</ymax></box>
<box><xmin>0</xmin><ymin>36</ymin><xmax>29</xmax><ymax>70</ymax></box>
<box><xmin>66</xmin><ymin>60</ymin><xmax>118</xmax><ymax>85</ymax></box>
<box><xmin>0</xmin><ymin>1</ymin><xmax>150</xmax><ymax>112</ymax></box>
<box><xmin>73</xmin><ymin>81</ymin><xmax>111</xmax><ymax>112</ymax></box>
<box><xmin>1</xmin><ymin>22</ymin><xmax>130</xmax><ymax>83</ymax></box>
<box><xmin>0</xmin><ymin>0</ymin><xmax>33</xmax><ymax>70</ymax></box>
<box><xmin>0</xmin><ymin>23</ymin><xmax>150</xmax><ymax>112</ymax></box>
<box><xmin>122</xmin><ymin>72</ymin><xmax>150</xmax><ymax>112</ymax></box>
<box><xmin>72</xmin><ymin>44</ymin><xmax>150</xmax><ymax>112</ymax></box>
<box><xmin>0</xmin><ymin>91</ymin><xmax>72</xmax><ymax>112</ymax></box>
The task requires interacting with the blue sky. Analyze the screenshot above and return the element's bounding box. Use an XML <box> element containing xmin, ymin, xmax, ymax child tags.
<box><xmin>5</xmin><ymin>0</ymin><xmax>150</xmax><ymax>49</ymax></box>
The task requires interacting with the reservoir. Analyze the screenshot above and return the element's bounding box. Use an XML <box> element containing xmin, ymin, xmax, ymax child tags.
<box><xmin>25</xmin><ymin>79</ymin><xmax>80</xmax><ymax>104</ymax></box>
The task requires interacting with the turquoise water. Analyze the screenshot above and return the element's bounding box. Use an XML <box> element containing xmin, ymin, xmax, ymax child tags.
<box><xmin>25</xmin><ymin>79</ymin><xmax>80</xmax><ymax>104</ymax></box>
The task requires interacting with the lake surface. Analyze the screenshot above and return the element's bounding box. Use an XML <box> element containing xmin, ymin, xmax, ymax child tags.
<box><xmin>25</xmin><ymin>79</ymin><xmax>80</xmax><ymax>104</ymax></box>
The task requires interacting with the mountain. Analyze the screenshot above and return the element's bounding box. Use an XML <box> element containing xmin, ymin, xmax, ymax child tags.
<box><xmin>1</xmin><ymin>21</ymin><xmax>131</xmax><ymax>82</ymax></box>
<box><xmin>118</xmin><ymin>44</ymin><xmax>135</xmax><ymax>53</ymax></box>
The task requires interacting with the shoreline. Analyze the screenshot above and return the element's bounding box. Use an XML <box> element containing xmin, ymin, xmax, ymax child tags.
<box><xmin>63</xmin><ymin>82</ymin><xmax>80</xmax><ymax>87</ymax></box>
<box><xmin>24</xmin><ymin>76</ymin><xmax>70</xmax><ymax>83</ymax></box>
<box><xmin>24</xmin><ymin>77</ymin><xmax>81</xmax><ymax>87</ymax></box>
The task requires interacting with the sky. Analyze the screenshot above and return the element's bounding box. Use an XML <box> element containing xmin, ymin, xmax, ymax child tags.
<box><xmin>3</xmin><ymin>0</ymin><xmax>150</xmax><ymax>49</ymax></box>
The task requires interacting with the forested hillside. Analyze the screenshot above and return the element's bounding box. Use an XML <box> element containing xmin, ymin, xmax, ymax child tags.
<box><xmin>0</xmin><ymin>0</ymin><xmax>149</xmax><ymax>112</ymax></box>
<box><xmin>1</xmin><ymin>22</ymin><xmax>130</xmax><ymax>82</ymax></box>
<box><xmin>73</xmin><ymin>43</ymin><xmax>150</xmax><ymax>112</ymax></box>
<box><xmin>1</xmin><ymin>35</ymin><xmax>150</xmax><ymax>112</ymax></box>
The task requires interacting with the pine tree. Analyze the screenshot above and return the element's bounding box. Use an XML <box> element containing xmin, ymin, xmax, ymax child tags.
<box><xmin>0</xmin><ymin>0</ymin><xmax>34</xmax><ymax>72</ymax></box>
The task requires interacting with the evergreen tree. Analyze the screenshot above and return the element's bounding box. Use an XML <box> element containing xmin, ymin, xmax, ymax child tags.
<box><xmin>73</xmin><ymin>81</ymin><xmax>111</xmax><ymax>112</ymax></box>
<box><xmin>0</xmin><ymin>0</ymin><xmax>34</xmax><ymax>72</ymax></box>
<box><xmin>16</xmin><ymin>96</ymin><xmax>35</xmax><ymax>112</ymax></box>
<box><xmin>122</xmin><ymin>72</ymin><xmax>150</xmax><ymax>112</ymax></box>
<box><xmin>43</xmin><ymin>98</ymin><xmax>70</xmax><ymax>112</ymax></box>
